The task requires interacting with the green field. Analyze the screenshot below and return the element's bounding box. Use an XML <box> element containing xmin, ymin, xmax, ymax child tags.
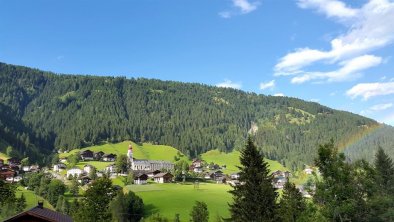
<box><xmin>60</xmin><ymin>141</ymin><xmax>187</xmax><ymax>163</ymax></box>
<box><xmin>16</xmin><ymin>186</ymin><xmax>54</xmax><ymax>210</ymax></box>
<box><xmin>201</xmin><ymin>149</ymin><xmax>288</xmax><ymax>174</ymax></box>
<box><xmin>125</xmin><ymin>183</ymin><xmax>232</xmax><ymax>221</ymax></box>
<box><xmin>75</xmin><ymin>161</ymin><xmax>114</xmax><ymax>171</ymax></box>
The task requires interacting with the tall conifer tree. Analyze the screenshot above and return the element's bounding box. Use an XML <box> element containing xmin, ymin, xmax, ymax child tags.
<box><xmin>229</xmin><ymin>136</ymin><xmax>277</xmax><ymax>222</ymax></box>
<box><xmin>374</xmin><ymin>146</ymin><xmax>394</xmax><ymax>194</ymax></box>
<box><xmin>278</xmin><ymin>181</ymin><xmax>306</xmax><ymax>222</ymax></box>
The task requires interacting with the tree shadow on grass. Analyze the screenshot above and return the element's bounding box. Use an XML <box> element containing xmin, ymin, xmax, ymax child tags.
<box><xmin>144</xmin><ymin>203</ymin><xmax>159</xmax><ymax>216</ymax></box>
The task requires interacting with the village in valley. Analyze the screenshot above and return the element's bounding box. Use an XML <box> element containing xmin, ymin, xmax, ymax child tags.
<box><xmin>1</xmin><ymin>142</ymin><xmax>317</xmax><ymax>198</ymax></box>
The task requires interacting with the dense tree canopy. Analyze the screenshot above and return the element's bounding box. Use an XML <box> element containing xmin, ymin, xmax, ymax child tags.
<box><xmin>0</xmin><ymin>62</ymin><xmax>393</xmax><ymax>168</ymax></box>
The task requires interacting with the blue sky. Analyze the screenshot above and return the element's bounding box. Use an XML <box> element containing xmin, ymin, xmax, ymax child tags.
<box><xmin>1</xmin><ymin>0</ymin><xmax>393</xmax><ymax>125</ymax></box>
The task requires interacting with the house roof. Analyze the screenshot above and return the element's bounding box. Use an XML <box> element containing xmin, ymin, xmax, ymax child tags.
<box><xmin>135</xmin><ymin>173</ymin><xmax>148</xmax><ymax>179</ymax></box>
<box><xmin>4</xmin><ymin>204</ymin><xmax>73</xmax><ymax>222</ymax></box>
<box><xmin>154</xmin><ymin>172</ymin><xmax>173</xmax><ymax>178</ymax></box>
<box><xmin>103</xmin><ymin>153</ymin><xmax>116</xmax><ymax>157</ymax></box>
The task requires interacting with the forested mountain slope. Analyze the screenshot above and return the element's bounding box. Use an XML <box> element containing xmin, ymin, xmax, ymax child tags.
<box><xmin>0</xmin><ymin>62</ymin><xmax>392</xmax><ymax>169</ymax></box>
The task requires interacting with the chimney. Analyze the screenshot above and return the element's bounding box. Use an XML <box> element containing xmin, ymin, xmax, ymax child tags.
<box><xmin>37</xmin><ymin>201</ymin><xmax>44</xmax><ymax>209</ymax></box>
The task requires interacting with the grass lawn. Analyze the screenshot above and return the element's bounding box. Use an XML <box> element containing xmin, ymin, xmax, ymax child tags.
<box><xmin>60</xmin><ymin>141</ymin><xmax>188</xmax><ymax>163</ymax></box>
<box><xmin>125</xmin><ymin>183</ymin><xmax>232</xmax><ymax>221</ymax></box>
<box><xmin>16</xmin><ymin>186</ymin><xmax>54</xmax><ymax>210</ymax></box>
<box><xmin>201</xmin><ymin>150</ymin><xmax>288</xmax><ymax>174</ymax></box>
<box><xmin>112</xmin><ymin>176</ymin><xmax>126</xmax><ymax>187</ymax></box>
<box><xmin>75</xmin><ymin>161</ymin><xmax>114</xmax><ymax>171</ymax></box>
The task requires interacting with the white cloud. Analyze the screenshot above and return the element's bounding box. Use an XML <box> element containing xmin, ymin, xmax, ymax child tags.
<box><xmin>297</xmin><ymin>0</ymin><xmax>358</xmax><ymax>19</ymax></box>
<box><xmin>275</xmin><ymin>0</ymin><xmax>394</xmax><ymax>82</ymax></box>
<box><xmin>259</xmin><ymin>80</ymin><xmax>275</xmax><ymax>90</ymax></box>
<box><xmin>346</xmin><ymin>81</ymin><xmax>394</xmax><ymax>100</ymax></box>
<box><xmin>273</xmin><ymin>93</ymin><xmax>285</xmax><ymax>97</ymax></box>
<box><xmin>290</xmin><ymin>55</ymin><xmax>382</xmax><ymax>84</ymax></box>
<box><xmin>370</xmin><ymin>103</ymin><xmax>393</xmax><ymax>111</ymax></box>
<box><xmin>310</xmin><ymin>98</ymin><xmax>320</xmax><ymax>102</ymax></box>
<box><xmin>216</xmin><ymin>79</ymin><xmax>242</xmax><ymax>89</ymax></box>
<box><xmin>233</xmin><ymin>0</ymin><xmax>259</xmax><ymax>14</ymax></box>
<box><xmin>219</xmin><ymin>0</ymin><xmax>260</xmax><ymax>18</ymax></box>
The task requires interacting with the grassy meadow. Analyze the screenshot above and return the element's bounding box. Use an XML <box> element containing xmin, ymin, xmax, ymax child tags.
<box><xmin>201</xmin><ymin>149</ymin><xmax>288</xmax><ymax>174</ymax></box>
<box><xmin>125</xmin><ymin>183</ymin><xmax>232</xmax><ymax>221</ymax></box>
<box><xmin>75</xmin><ymin>161</ymin><xmax>114</xmax><ymax>171</ymax></box>
<box><xmin>59</xmin><ymin>141</ymin><xmax>188</xmax><ymax>163</ymax></box>
<box><xmin>16</xmin><ymin>186</ymin><xmax>54</xmax><ymax>210</ymax></box>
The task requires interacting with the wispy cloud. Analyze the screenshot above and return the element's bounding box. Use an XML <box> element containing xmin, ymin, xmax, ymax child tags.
<box><xmin>370</xmin><ymin>103</ymin><xmax>393</xmax><ymax>111</ymax></box>
<box><xmin>360</xmin><ymin>103</ymin><xmax>393</xmax><ymax>116</ymax></box>
<box><xmin>275</xmin><ymin>0</ymin><xmax>394</xmax><ymax>83</ymax></box>
<box><xmin>273</xmin><ymin>93</ymin><xmax>285</xmax><ymax>97</ymax></box>
<box><xmin>290</xmin><ymin>55</ymin><xmax>382</xmax><ymax>84</ymax></box>
<box><xmin>219</xmin><ymin>0</ymin><xmax>260</xmax><ymax>18</ymax></box>
<box><xmin>216</xmin><ymin>79</ymin><xmax>242</xmax><ymax>89</ymax></box>
<box><xmin>259</xmin><ymin>80</ymin><xmax>275</xmax><ymax>90</ymax></box>
<box><xmin>346</xmin><ymin>81</ymin><xmax>394</xmax><ymax>100</ymax></box>
<box><xmin>297</xmin><ymin>0</ymin><xmax>358</xmax><ymax>19</ymax></box>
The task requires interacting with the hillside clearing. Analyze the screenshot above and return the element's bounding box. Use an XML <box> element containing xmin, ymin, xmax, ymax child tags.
<box><xmin>60</xmin><ymin>141</ymin><xmax>188</xmax><ymax>163</ymax></box>
<box><xmin>201</xmin><ymin>149</ymin><xmax>288</xmax><ymax>174</ymax></box>
<box><xmin>16</xmin><ymin>186</ymin><xmax>54</xmax><ymax>210</ymax></box>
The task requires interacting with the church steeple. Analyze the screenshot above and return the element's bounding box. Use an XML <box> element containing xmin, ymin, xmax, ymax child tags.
<box><xmin>127</xmin><ymin>144</ymin><xmax>133</xmax><ymax>163</ymax></box>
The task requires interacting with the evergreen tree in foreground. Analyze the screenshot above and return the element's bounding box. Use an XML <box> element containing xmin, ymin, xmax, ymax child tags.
<box><xmin>229</xmin><ymin>137</ymin><xmax>278</xmax><ymax>222</ymax></box>
<box><xmin>278</xmin><ymin>181</ymin><xmax>306</xmax><ymax>222</ymax></box>
<box><xmin>190</xmin><ymin>201</ymin><xmax>209</xmax><ymax>222</ymax></box>
<box><xmin>374</xmin><ymin>146</ymin><xmax>394</xmax><ymax>194</ymax></box>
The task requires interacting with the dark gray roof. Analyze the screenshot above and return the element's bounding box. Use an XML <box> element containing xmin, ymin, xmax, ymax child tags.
<box><xmin>4</xmin><ymin>205</ymin><xmax>73</xmax><ymax>222</ymax></box>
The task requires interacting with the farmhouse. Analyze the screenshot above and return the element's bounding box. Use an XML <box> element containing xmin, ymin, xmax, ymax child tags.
<box><xmin>94</xmin><ymin>151</ymin><xmax>105</xmax><ymax>160</ymax></box>
<box><xmin>154</xmin><ymin>172</ymin><xmax>173</xmax><ymax>183</ymax></box>
<box><xmin>7</xmin><ymin>157</ymin><xmax>21</xmax><ymax>167</ymax></box>
<box><xmin>79</xmin><ymin>175</ymin><xmax>92</xmax><ymax>185</ymax></box>
<box><xmin>83</xmin><ymin>164</ymin><xmax>94</xmax><ymax>174</ymax></box>
<box><xmin>53</xmin><ymin>163</ymin><xmax>67</xmax><ymax>172</ymax></box>
<box><xmin>134</xmin><ymin>173</ymin><xmax>148</xmax><ymax>185</ymax></box>
<box><xmin>80</xmin><ymin>150</ymin><xmax>94</xmax><ymax>161</ymax></box>
<box><xmin>0</xmin><ymin>169</ymin><xmax>15</xmax><ymax>180</ymax></box>
<box><xmin>67</xmin><ymin>167</ymin><xmax>83</xmax><ymax>178</ymax></box>
<box><xmin>105</xmin><ymin>164</ymin><xmax>117</xmax><ymax>173</ymax></box>
<box><xmin>230</xmin><ymin>172</ymin><xmax>240</xmax><ymax>180</ymax></box>
<box><xmin>103</xmin><ymin>153</ymin><xmax>117</xmax><ymax>162</ymax></box>
<box><xmin>147</xmin><ymin>170</ymin><xmax>161</xmax><ymax>178</ymax></box>
<box><xmin>4</xmin><ymin>202</ymin><xmax>72</xmax><ymax>222</ymax></box>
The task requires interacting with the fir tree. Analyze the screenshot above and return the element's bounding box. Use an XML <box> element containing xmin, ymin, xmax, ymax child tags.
<box><xmin>229</xmin><ymin>136</ymin><xmax>278</xmax><ymax>222</ymax></box>
<box><xmin>278</xmin><ymin>181</ymin><xmax>306</xmax><ymax>222</ymax></box>
<box><xmin>190</xmin><ymin>201</ymin><xmax>209</xmax><ymax>222</ymax></box>
<box><xmin>374</xmin><ymin>146</ymin><xmax>394</xmax><ymax>194</ymax></box>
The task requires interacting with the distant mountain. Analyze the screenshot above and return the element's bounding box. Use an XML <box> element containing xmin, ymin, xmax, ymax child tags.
<box><xmin>0</xmin><ymin>62</ymin><xmax>392</xmax><ymax>168</ymax></box>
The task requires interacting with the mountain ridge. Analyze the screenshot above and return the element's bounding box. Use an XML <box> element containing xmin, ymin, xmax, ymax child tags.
<box><xmin>0</xmin><ymin>61</ymin><xmax>392</xmax><ymax>169</ymax></box>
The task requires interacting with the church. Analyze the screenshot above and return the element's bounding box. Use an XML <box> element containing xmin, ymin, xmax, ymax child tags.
<box><xmin>127</xmin><ymin>144</ymin><xmax>174</xmax><ymax>172</ymax></box>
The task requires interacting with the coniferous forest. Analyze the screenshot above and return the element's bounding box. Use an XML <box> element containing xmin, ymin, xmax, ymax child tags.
<box><xmin>0</xmin><ymin>62</ymin><xmax>393</xmax><ymax>169</ymax></box>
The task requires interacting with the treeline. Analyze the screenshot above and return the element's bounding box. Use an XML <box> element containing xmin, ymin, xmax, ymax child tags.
<box><xmin>228</xmin><ymin>138</ymin><xmax>394</xmax><ymax>222</ymax></box>
<box><xmin>0</xmin><ymin>62</ymin><xmax>393</xmax><ymax>168</ymax></box>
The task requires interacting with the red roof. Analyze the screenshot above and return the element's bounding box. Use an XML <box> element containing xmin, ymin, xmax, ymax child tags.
<box><xmin>4</xmin><ymin>204</ymin><xmax>73</xmax><ymax>222</ymax></box>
